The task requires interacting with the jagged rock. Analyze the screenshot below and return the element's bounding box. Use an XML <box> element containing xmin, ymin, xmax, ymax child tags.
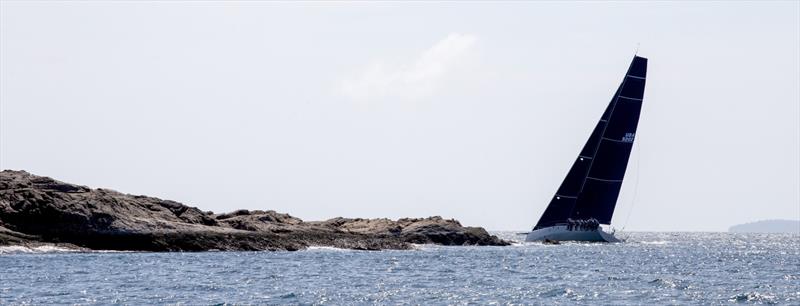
<box><xmin>0</xmin><ymin>170</ymin><xmax>509</xmax><ymax>251</ymax></box>
<box><xmin>316</xmin><ymin>216</ymin><xmax>508</xmax><ymax>246</ymax></box>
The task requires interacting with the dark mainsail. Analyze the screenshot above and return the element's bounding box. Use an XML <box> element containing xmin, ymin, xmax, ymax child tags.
<box><xmin>534</xmin><ymin>56</ymin><xmax>647</xmax><ymax>230</ymax></box>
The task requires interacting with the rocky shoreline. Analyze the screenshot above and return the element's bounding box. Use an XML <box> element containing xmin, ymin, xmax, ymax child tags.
<box><xmin>0</xmin><ymin>170</ymin><xmax>509</xmax><ymax>251</ymax></box>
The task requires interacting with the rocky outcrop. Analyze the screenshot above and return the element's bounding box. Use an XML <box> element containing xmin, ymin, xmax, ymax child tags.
<box><xmin>316</xmin><ymin>217</ymin><xmax>506</xmax><ymax>246</ymax></box>
<box><xmin>0</xmin><ymin>170</ymin><xmax>509</xmax><ymax>251</ymax></box>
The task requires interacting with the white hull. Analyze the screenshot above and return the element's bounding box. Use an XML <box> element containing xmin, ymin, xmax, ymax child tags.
<box><xmin>525</xmin><ymin>225</ymin><xmax>620</xmax><ymax>242</ymax></box>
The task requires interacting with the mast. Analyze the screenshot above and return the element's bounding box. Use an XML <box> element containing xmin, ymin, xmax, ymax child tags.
<box><xmin>534</xmin><ymin>56</ymin><xmax>647</xmax><ymax>230</ymax></box>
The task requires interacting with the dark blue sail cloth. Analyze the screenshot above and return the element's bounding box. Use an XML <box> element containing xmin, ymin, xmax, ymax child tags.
<box><xmin>534</xmin><ymin>56</ymin><xmax>647</xmax><ymax>230</ymax></box>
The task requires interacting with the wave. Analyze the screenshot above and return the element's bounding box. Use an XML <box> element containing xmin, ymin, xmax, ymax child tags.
<box><xmin>729</xmin><ymin>292</ymin><xmax>777</xmax><ymax>304</ymax></box>
<box><xmin>539</xmin><ymin>288</ymin><xmax>580</xmax><ymax>299</ymax></box>
<box><xmin>0</xmin><ymin>245</ymin><xmax>82</xmax><ymax>254</ymax></box>
<box><xmin>639</xmin><ymin>240</ymin><xmax>670</xmax><ymax>245</ymax></box>
<box><xmin>649</xmin><ymin>278</ymin><xmax>689</xmax><ymax>290</ymax></box>
<box><xmin>0</xmin><ymin>245</ymin><xmax>134</xmax><ymax>254</ymax></box>
<box><xmin>303</xmin><ymin>246</ymin><xmax>357</xmax><ymax>252</ymax></box>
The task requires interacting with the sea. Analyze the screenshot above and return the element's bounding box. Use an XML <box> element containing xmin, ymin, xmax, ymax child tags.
<box><xmin>1</xmin><ymin>232</ymin><xmax>798</xmax><ymax>305</ymax></box>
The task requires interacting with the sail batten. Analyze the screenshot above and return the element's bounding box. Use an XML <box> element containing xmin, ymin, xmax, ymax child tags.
<box><xmin>533</xmin><ymin>56</ymin><xmax>647</xmax><ymax>230</ymax></box>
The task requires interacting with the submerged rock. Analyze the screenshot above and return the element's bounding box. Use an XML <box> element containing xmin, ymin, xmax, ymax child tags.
<box><xmin>0</xmin><ymin>170</ymin><xmax>509</xmax><ymax>251</ymax></box>
<box><xmin>542</xmin><ymin>238</ymin><xmax>560</xmax><ymax>245</ymax></box>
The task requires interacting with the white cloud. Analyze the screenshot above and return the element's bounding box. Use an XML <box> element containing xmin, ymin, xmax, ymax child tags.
<box><xmin>339</xmin><ymin>33</ymin><xmax>478</xmax><ymax>101</ymax></box>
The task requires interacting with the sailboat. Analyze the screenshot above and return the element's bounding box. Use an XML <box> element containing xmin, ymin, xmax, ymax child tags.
<box><xmin>525</xmin><ymin>55</ymin><xmax>648</xmax><ymax>243</ymax></box>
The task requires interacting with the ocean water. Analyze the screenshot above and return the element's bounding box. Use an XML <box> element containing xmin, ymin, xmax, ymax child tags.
<box><xmin>1</xmin><ymin>232</ymin><xmax>798</xmax><ymax>305</ymax></box>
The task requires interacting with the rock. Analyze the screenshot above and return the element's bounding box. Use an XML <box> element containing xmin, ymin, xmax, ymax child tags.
<box><xmin>543</xmin><ymin>238</ymin><xmax>560</xmax><ymax>245</ymax></box>
<box><xmin>0</xmin><ymin>170</ymin><xmax>509</xmax><ymax>251</ymax></box>
<box><xmin>316</xmin><ymin>216</ymin><xmax>508</xmax><ymax>246</ymax></box>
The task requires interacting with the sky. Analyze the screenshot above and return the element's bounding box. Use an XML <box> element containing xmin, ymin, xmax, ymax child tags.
<box><xmin>1</xmin><ymin>1</ymin><xmax>798</xmax><ymax>232</ymax></box>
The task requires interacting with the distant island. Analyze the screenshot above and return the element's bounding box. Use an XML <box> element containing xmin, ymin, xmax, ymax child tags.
<box><xmin>0</xmin><ymin>170</ymin><xmax>509</xmax><ymax>251</ymax></box>
<box><xmin>729</xmin><ymin>220</ymin><xmax>800</xmax><ymax>234</ymax></box>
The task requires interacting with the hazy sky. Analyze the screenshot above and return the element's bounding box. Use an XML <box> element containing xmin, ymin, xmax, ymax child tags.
<box><xmin>1</xmin><ymin>1</ymin><xmax>798</xmax><ymax>231</ymax></box>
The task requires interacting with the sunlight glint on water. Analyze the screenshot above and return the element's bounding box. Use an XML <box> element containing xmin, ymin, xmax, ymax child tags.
<box><xmin>1</xmin><ymin>232</ymin><xmax>798</xmax><ymax>304</ymax></box>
